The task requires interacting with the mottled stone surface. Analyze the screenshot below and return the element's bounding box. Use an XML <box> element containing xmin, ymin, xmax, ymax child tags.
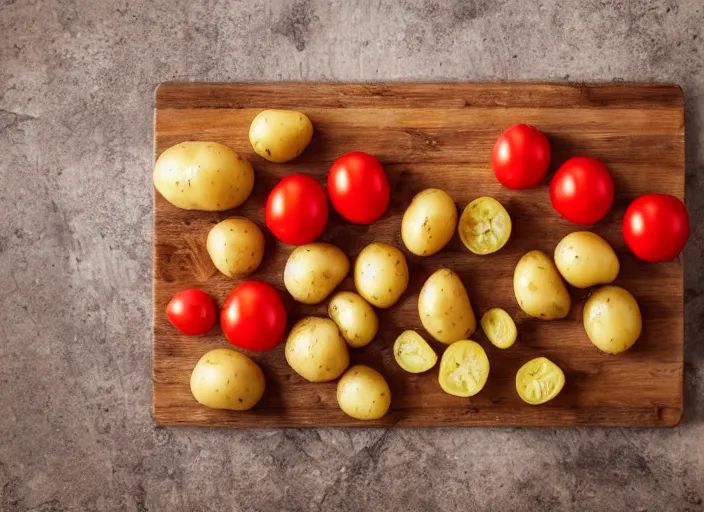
<box><xmin>1</xmin><ymin>1</ymin><xmax>703</xmax><ymax>510</ymax></box>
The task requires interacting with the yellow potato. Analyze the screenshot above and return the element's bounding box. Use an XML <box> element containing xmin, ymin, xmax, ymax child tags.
<box><xmin>284</xmin><ymin>243</ymin><xmax>349</xmax><ymax>305</ymax></box>
<box><xmin>401</xmin><ymin>188</ymin><xmax>458</xmax><ymax>256</ymax></box>
<box><xmin>438</xmin><ymin>340</ymin><xmax>489</xmax><ymax>397</ymax></box>
<box><xmin>354</xmin><ymin>242</ymin><xmax>409</xmax><ymax>308</ymax></box>
<box><xmin>285</xmin><ymin>317</ymin><xmax>349</xmax><ymax>382</ymax></box>
<box><xmin>458</xmin><ymin>196</ymin><xmax>512</xmax><ymax>255</ymax></box>
<box><xmin>418</xmin><ymin>268</ymin><xmax>476</xmax><ymax>344</ymax></box>
<box><xmin>337</xmin><ymin>365</ymin><xmax>391</xmax><ymax>420</ymax></box>
<box><xmin>154</xmin><ymin>141</ymin><xmax>254</xmax><ymax>211</ymax></box>
<box><xmin>393</xmin><ymin>330</ymin><xmax>437</xmax><ymax>373</ymax></box>
<box><xmin>554</xmin><ymin>231</ymin><xmax>620</xmax><ymax>288</ymax></box>
<box><xmin>583</xmin><ymin>285</ymin><xmax>642</xmax><ymax>354</ymax></box>
<box><xmin>206</xmin><ymin>218</ymin><xmax>265</xmax><ymax>277</ymax></box>
<box><xmin>516</xmin><ymin>357</ymin><xmax>565</xmax><ymax>405</ymax></box>
<box><xmin>327</xmin><ymin>291</ymin><xmax>378</xmax><ymax>348</ymax></box>
<box><xmin>480</xmin><ymin>308</ymin><xmax>517</xmax><ymax>349</ymax></box>
<box><xmin>249</xmin><ymin>110</ymin><xmax>313</xmax><ymax>163</ymax></box>
<box><xmin>513</xmin><ymin>250</ymin><xmax>571</xmax><ymax>320</ymax></box>
<box><xmin>189</xmin><ymin>349</ymin><xmax>265</xmax><ymax>411</ymax></box>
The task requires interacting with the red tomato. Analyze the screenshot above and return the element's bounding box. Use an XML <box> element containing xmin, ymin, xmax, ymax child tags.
<box><xmin>327</xmin><ymin>152</ymin><xmax>390</xmax><ymax>224</ymax></box>
<box><xmin>550</xmin><ymin>156</ymin><xmax>614</xmax><ymax>224</ymax></box>
<box><xmin>166</xmin><ymin>289</ymin><xmax>217</xmax><ymax>336</ymax></box>
<box><xmin>623</xmin><ymin>194</ymin><xmax>689</xmax><ymax>262</ymax></box>
<box><xmin>266</xmin><ymin>174</ymin><xmax>328</xmax><ymax>245</ymax></box>
<box><xmin>221</xmin><ymin>281</ymin><xmax>287</xmax><ymax>351</ymax></box>
<box><xmin>491</xmin><ymin>124</ymin><xmax>551</xmax><ymax>189</ymax></box>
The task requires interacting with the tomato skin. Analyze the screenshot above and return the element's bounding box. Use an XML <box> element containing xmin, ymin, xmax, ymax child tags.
<box><xmin>550</xmin><ymin>156</ymin><xmax>614</xmax><ymax>224</ymax></box>
<box><xmin>623</xmin><ymin>194</ymin><xmax>689</xmax><ymax>262</ymax></box>
<box><xmin>265</xmin><ymin>174</ymin><xmax>328</xmax><ymax>245</ymax></box>
<box><xmin>327</xmin><ymin>152</ymin><xmax>390</xmax><ymax>224</ymax></box>
<box><xmin>166</xmin><ymin>289</ymin><xmax>217</xmax><ymax>336</ymax></box>
<box><xmin>220</xmin><ymin>281</ymin><xmax>287</xmax><ymax>351</ymax></box>
<box><xmin>491</xmin><ymin>124</ymin><xmax>551</xmax><ymax>189</ymax></box>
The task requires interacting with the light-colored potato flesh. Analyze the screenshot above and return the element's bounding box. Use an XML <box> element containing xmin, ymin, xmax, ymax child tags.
<box><xmin>458</xmin><ymin>196</ymin><xmax>512</xmax><ymax>255</ymax></box>
<box><xmin>337</xmin><ymin>365</ymin><xmax>391</xmax><ymax>420</ymax></box>
<box><xmin>438</xmin><ymin>340</ymin><xmax>489</xmax><ymax>397</ymax></box>
<box><xmin>513</xmin><ymin>250</ymin><xmax>571</xmax><ymax>320</ymax></box>
<box><xmin>401</xmin><ymin>188</ymin><xmax>458</xmax><ymax>256</ymax></box>
<box><xmin>554</xmin><ymin>231</ymin><xmax>620</xmax><ymax>288</ymax></box>
<box><xmin>285</xmin><ymin>317</ymin><xmax>349</xmax><ymax>382</ymax></box>
<box><xmin>418</xmin><ymin>268</ymin><xmax>476</xmax><ymax>344</ymax></box>
<box><xmin>328</xmin><ymin>291</ymin><xmax>378</xmax><ymax>348</ymax></box>
<box><xmin>393</xmin><ymin>330</ymin><xmax>437</xmax><ymax>373</ymax></box>
<box><xmin>480</xmin><ymin>308</ymin><xmax>517</xmax><ymax>349</ymax></box>
<box><xmin>249</xmin><ymin>110</ymin><xmax>313</xmax><ymax>163</ymax></box>
<box><xmin>284</xmin><ymin>243</ymin><xmax>349</xmax><ymax>305</ymax></box>
<box><xmin>207</xmin><ymin>218</ymin><xmax>265</xmax><ymax>277</ymax></box>
<box><xmin>583</xmin><ymin>285</ymin><xmax>642</xmax><ymax>354</ymax></box>
<box><xmin>515</xmin><ymin>357</ymin><xmax>565</xmax><ymax>405</ymax></box>
<box><xmin>354</xmin><ymin>242</ymin><xmax>409</xmax><ymax>308</ymax></box>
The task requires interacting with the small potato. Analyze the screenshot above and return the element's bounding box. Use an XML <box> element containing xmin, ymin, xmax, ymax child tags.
<box><xmin>249</xmin><ymin>110</ymin><xmax>313</xmax><ymax>163</ymax></box>
<box><xmin>285</xmin><ymin>317</ymin><xmax>349</xmax><ymax>382</ymax></box>
<box><xmin>393</xmin><ymin>330</ymin><xmax>437</xmax><ymax>373</ymax></box>
<box><xmin>514</xmin><ymin>250</ymin><xmax>571</xmax><ymax>320</ymax></box>
<box><xmin>480</xmin><ymin>308</ymin><xmax>517</xmax><ymax>349</ymax></box>
<box><xmin>354</xmin><ymin>242</ymin><xmax>409</xmax><ymax>308</ymax></box>
<box><xmin>418</xmin><ymin>268</ymin><xmax>476</xmax><ymax>344</ymax></box>
<box><xmin>554</xmin><ymin>231</ymin><xmax>620</xmax><ymax>288</ymax></box>
<box><xmin>337</xmin><ymin>365</ymin><xmax>391</xmax><ymax>420</ymax></box>
<box><xmin>154</xmin><ymin>141</ymin><xmax>254</xmax><ymax>211</ymax></box>
<box><xmin>328</xmin><ymin>292</ymin><xmax>378</xmax><ymax>348</ymax></box>
<box><xmin>583</xmin><ymin>285</ymin><xmax>642</xmax><ymax>354</ymax></box>
<box><xmin>516</xmin><ymin>357</ymin><xmax>565</xmax><ymax>405</ymax></box>
<box><xmin>401</xmin><ymin>188</ymin><xmax>458</xmax><ymax>256</ymax></box>
<box><xmin>190</xmin><ymin>349</ymin><xmax>265</xmax><ymax>411</ymax></box>
<box><xmin>284</xmin><ymin>243</ymin><xmax>350</xmax><ymax>305</ymax></box>
<box><xmin>438</xmin><ymin>340</ymin><xmax>490</xmax><ymax>397</ymax></box>
<box><xmin>207</xmin><ymin>218</ymin><xmax>265</xmax><ymax>277</ymax></box>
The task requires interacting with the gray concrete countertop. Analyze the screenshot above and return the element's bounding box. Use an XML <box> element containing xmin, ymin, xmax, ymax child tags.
<box><xmin>1</xmin><ymin>1</ymin><xmax>703</xmax><ymax>511</ymax></box>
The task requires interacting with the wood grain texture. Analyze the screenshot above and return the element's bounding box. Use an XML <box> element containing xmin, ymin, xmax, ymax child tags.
<box><xmin>153</xmin><ymin>82</ymin><xmax>684</xmax><ymax>428</ymax></box>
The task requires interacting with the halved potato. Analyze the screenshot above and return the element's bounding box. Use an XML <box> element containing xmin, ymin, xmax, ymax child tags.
<box><xmin>480</xmin><ymin>308</ymin><xmax>517</xmax><ymax>349</ymax></box>
<box><xmin>393</xmin><ymin>330</ymin><xmax>437</xmax><ymax>373</ymax></box>
<box><xmin>515</xmin><ymin>357</ymin><xmax>565</xmax><ymax>405</ymax></box>
<box><xmin>438</xmin><ymin>340</ymin><xmax>489</xmax><ymax>397</ymax></box>
<box><xmin>458</xmin><ymin>196</ymin><xmax>512</xmax><ymax>255</ymax></box>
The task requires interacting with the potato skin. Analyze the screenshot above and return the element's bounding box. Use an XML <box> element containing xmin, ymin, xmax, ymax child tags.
<box><xmin>189</xmin><ymin>349</ymin><xmax>265</xmax><ymax>411</ymax></box>
<box><xmin>583</xmin><ymin>285</ymin><xmax>642</xmax><ymax>354</ymax></box>
<box><xmin>327</xmin><ymin>291</ymin><xmax>378</xmax><ymax>348</ymax></box>
<box><xmin>554</xmin><ymin>231</ymin><xmax>620</xmax><ymax>288</ymax></box>
<box><xmin>401</xmin><ymin>188</ymin><xmax>458</xmax><ymax>256</ymax></box>
<box><xmin>513</xmin><ymin>250</ymin><xmax>571</xmax><ymax>320</ymax></box>
<box><xmin>284</xmin><ymin>243</ymin><xmax>350</xmax><ymax>305</ymax></box>
<box><xmin>154</xmin><ymin>141</ymin><xmax>254</xmax><ymax>211</ymax></box>
<box><xmin>337</xmin><ymin>365</ymin><xmax>391</xmax><ymax>420</ymax></box>
<box><xmin>418</xmin><ymin>268</ymin><xmax>476</xmax><ymax>344</ymax></box>
<box><xmin>285</xmin><ymin>317</ymin><xmax>349</xmax><ymax>382</ymax></box>
<box><xmin>354</xmin><ymin>243</ymin><xmax>409</xmax><ymax>308</ymax></box>
<box><xmin>207</xmin><ymin>218</ymin><xmax>265</xmax><ymax>277</ymax></box>
<box><xmin>249</xmin><ymin>110</ymin><xmax>313</xmax><ymax>163</ymax></box>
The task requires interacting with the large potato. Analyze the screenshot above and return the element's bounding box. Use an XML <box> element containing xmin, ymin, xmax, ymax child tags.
<box><xmin>207</xmin><ymin>218</ymin><xmax>265</xmax><ymax>277</ymax></box>
<box><xmin>337</xmin><ymin>365</ymin><xmax>391</xmax><ymax>420</ymax></box>
<box><xmin>328</xmin><ymin>291</ymin><xmax>378</xmax><ymax>348</ymax></box>
<box><xmin>190</xmin><ymin>349</ymin><xmax>265</xmax><ymax>411</ymax></box>
<box><xmin>249</xmin><ymin>110</ymin><xmax>313</xmax><ymax>163</ymax></box>
<box><xmin>513</xmin><ymin>250</ymin><xmax>571</xmax><ymax>320</ymax></box>
<box><xmin>401</xmin><ymin>188</ymin><xmax>458</xmax><ymax>256</ymax></box>
<box><xmin>354</xmin><ymin>242</ymin><xmax>409</xmax><ymax>308</ymax></box>
<box><xmin>284</xmin><ymin>243</ymin><xmax>349</xmax><ymax>305</ymax></box>
<box><xmin>418</xmin><ymin>268</ymin><xmax>476</xmax><ymax>344</ymax></box>
<box><xmin>285</xmin><ymin>317</ymin><xmax>349</xmax><ymax>382</ymax></box>
<box><xmin>154</xmin><ymin>141</ymin><xmax>254</xmax><ymax>211</ymax></box>
<box><xmin>554</xmin><ymin>231</ymin><xmax>620</xmax><ymax>288</ymax></box>
<box><xmin>583</xmin><ymin>285</ymin><xmax>642</xmax><ymax>354</ymax></box>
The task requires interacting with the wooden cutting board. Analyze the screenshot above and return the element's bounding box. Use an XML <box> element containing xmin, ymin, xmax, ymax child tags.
<box><xmin>153</xmin><ymin>83</ymin><xmax>684</xmax><ymax>427</ymax></box>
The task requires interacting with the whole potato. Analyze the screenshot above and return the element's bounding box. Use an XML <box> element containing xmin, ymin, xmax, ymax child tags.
<box><xmin>284</xmin><ymin>243</ymin><xmax>349</xmax><ymax>305</ymax></box>
<box><xmin>401</xmin><ymin>188</ymin><xmax>458</xmax><ymax>256</ymax></box>
<box><xmin>285</xmin><ymin>317</ymin><xmax>349</xmax><ymax>382</ymax></box>
<box><xmin>337</xmin><ymin>365</ymin><xmax>391</xmax><ymax>420</ymax></box>
<box><xmin>249</xmin><ymin>110</ymin><xmax>313</xmax><ymax>163</ymax></box>
<box><xmin>354</xmin><ymin>242</ymin><xmax>409</xmax><ymax>308</ymax></box>
<box><xmin>328</xmin><ymin>291</ymin><xmax>378</xmax><ymax>348</ymax></box>
<box><xmin>418</xmin><ymin>268</ymin><xmax>476</xmax><ymax>344</ymax></box>
<box><xmin>583</xmin><ymin>285</ymin><xmax>642</xmax><ymax>354</ymax></box>
<box><xmin>190</xmin><ymin>349</ymin><xmax>265</xmax><ymax>411</ymax></box>
<box><xmin>554</xmin><ymin>231</ymin><xmax>620</xmax><ymax>288</ymax></box>
<box><xmin>154</xmin><ymin>141</ymin><xmax>254</xmax><ymax>211</ymax></box>
<box><xmin>514</xmin><ymin>250</ymin><xmax>571</xmax><ymax>320</ymax></box>
<box><xmin>207</xmin><ymin>218</ymin><xmax>265</xmax><ymax>277</ymax></box>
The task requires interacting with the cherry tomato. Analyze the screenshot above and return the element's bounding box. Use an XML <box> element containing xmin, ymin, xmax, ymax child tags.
<box><xmin>327</xmin><ymin>152</ymin><xmax>390</xmax><ymax>224</ymax></box>
<box><xmin>550</xmin><ymin>156</ymin><xmax>614</xmax><ymax>224</ymax></box>
<box><xmin>166</xmin><ymin>289</ymin><xmax>217</xmax><ymax>336</ymax></box>
<box><xmin>265</xmin><ymin>174</ymin><xmax>328</xmax><ymax>245</ymax></box>
<box><xmin>221</xmin><ymin>281</ymin><xmax>287</xmax><ymax>351</ymax></box>
<box><xmin>623</xmin><ymin>194</ymin><xmax>689</xmax><ymax>262</ymax></box>
<box><xmin>491</xmin><ymin>124</ymin><xmax>551</xmax><ymax>189</ymax></box>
